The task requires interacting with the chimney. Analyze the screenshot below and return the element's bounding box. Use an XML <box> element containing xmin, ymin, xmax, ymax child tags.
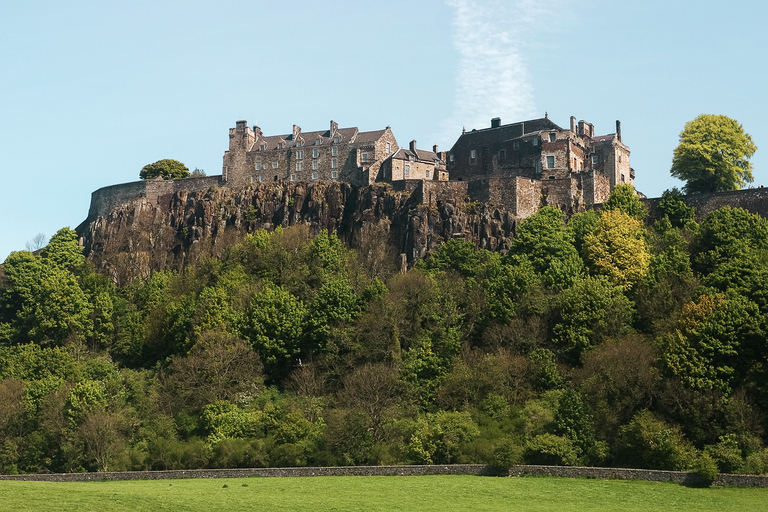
<box><xmin>616</xmin><ymin>120</ymin><xmax>622</xmax><ymax>142</ymax></box>
<box><xmin>433</xmin><ymin>144</ymin><xmax>439</xmax><ymax>154</ymax></box>
<box><xmin>292</xmin><ymin>124</ymin><xmax>301</xmax><ymax>140</ymax></box>
<box><xmin>570</xmin><ymin>116</ymin><xmax>577</xmax><ymax>133</ymax></box>
<box><xmin>491</xmin><ymin>117</ymin><xmax>501</xmax><ymax>128</ymax></box>
<box><xmin>330</xmin><ymin>120</ymin><xmax>338</xmax><ymax>134</ymax></box>
<box><xmin>236</xmin><ymin>120</ymin><xmax>247</xmax><ymax>130</ymax></box>
<box><xmin>410</xmin><ymin>140</ymin><xmax>417</xmax><ymax>152</ymax></box>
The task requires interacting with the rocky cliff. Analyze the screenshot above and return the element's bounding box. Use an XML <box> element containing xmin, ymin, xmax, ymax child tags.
<box><xmin>78</xmin><ymin>181</ymin><xmax>521</xmax><ymax>283</ymax></box>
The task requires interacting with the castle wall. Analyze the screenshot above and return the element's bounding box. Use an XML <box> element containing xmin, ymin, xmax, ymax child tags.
<box><xmin>644</xmin><ymin>188</ymin><xmax>768</xmax><ymax>221</ymax></box>
<box><xmin>543</xmin><ymin>177</ymin><xmax>578</xmax><ymax>211</ymax></box>
<box><xmin>86</xmin><ymin>176</ymin><xmax>224</xmax><ymax>222</ymax></box>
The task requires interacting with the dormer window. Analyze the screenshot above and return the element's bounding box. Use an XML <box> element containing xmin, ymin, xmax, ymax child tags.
<box><xmin>361</xmin><ymin>152</ymin><xmax>368</xmax><ymax>162</ymax></box>
<box><xmin>296</xmin><ymin>141</ymin><xmax>302</xmax><ymax>147</ymax></box>
<box><xmin>333</xmin><ymin>136</ymin><xmax>339</xmax><ymax>143</ymax></box>
<box><xmin>260</xmin><ymin>144</ymin><xmax>266</xmax><ymax>150</ymax></box>
<box><xmin>315</xmin><ymin>139</ymin><xmax>321</xmax><ymax>145</ymax></box>
<box><xmin>278</xmin><ymin>143</ymin><xmax>284</xmax><ymax>149</ymax></box>
<box><xmin>470</xmin><ymin>149</ymin><xmax>477</xmax><ymax>163</ymax></box>
<box><xmin>549</xmin><ymin>132</ymin><xmax>556</xmax><ymax>142</ymax></box>
<box><xmin>532</xmin><ymin>138</ymin><xmax>538</xmax><ymax>146</ymax></box>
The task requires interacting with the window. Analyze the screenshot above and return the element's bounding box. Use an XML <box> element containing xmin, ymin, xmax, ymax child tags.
<box><xmin>296</xmin><ymin>161</ymin><xmax>303</xmax><ymax>172</ymax></box>
<box><xmin>404</xmin><ymin>164</ymin><xmax>410</xmax><ymax>177</ymax></box>
<box><xmin>296</xmin><ymin>150</ymin><xmax>303</xmax><ymax>160</ymax></box>
<box><xmin>255</xmin><ymin>162</ymin><xmax>261</xmax><ymax>170</ymax></box>
<box><xmin>331</xmin><ymin>170</ymin><xmax>338</xmax><ymax>179</ymax></box>
<box><xmin>621</xmin><ymin>173</ymin><xmax>625</xmax><ymax>182</ymax></box>
<box><xmin>513</xmin><ymin>141</ymin><xmax>519</xmax><ymax>150</ymax></box>
<box><xmin>425</xmin><ymin>170</ymin><xmax>430</xmax><ymax>178</ymax></box>
<box><xmin>386</xmin><ymin>142</ymin><xmax>391</xmax><ymax>153</ymax></box>
<box><xmin>260</xmin><ymin>144</ymin><xmax>266</xmax><ymax>150</ymax></box>
<box><xmin>619</xmin><ymin>155</ymin><xmax>622</xmax><ymax>163</ymax></box>
<box><xmin>546</xmin><ymin>156</ymin><xmax>555</xmax><ymax>168</ymax></box>
<box><xmin>278</xmin><ymin>143</ymin><xmax>283</xmax><ymax>149</ymax></box>
<box><xmin>290</xmin><ymin>174</ymin><xmax>296</xmax><ymax>181</ymax></box>
<box><xmin>331</xmin><ymin>158</ymin><xmax>337</xmax><ymax>168</ymax></box>
<box><xmin>361</xmin><ymin>152</ymin><xmax>368</xmax><ymax>162</ymax></box>
<box><xmin>499</xmin><ymin>150</ymin><xmax>506</xmax><ymax>161</ymax></box>
<box><xmin>258</xmin><ymin>175</ymin><xmax>263</xmax><ymax>182</ymax></box>
<box><xmin>313</xmin><ymin>148</ymin><xmax>319</xmax><ymax>158</ymax></box>
<box><xmin>312</xmin><ymin>160</ymin><xmax>318</xmax><ymax>170</ymax></box>
<box><xmin>470</xmin><ymin>149</ymin><xmax>476</xmax><ymax>162</ymax></box>
<box><xmin>296</xmin><ymin>141</ymin><xmax>302</xmax><ymax>147</ymax></box>
<box><xmin>592</xmin><ymin>155</ymin><xmax>598</xmax><ymax>166</ymax></box>
<box><xmin>332</xmin><ymin>146</ymin><xmax>338</xmax><ymax>156</ymax></box>
<box><xmin>315</xmin><ymin>139</ymin><xmax>320</xmax><ymax>145</ymax></box>
<box><xmin>449</xmin><ymin>154</ymin><xmax>454</xmax><ymax>163</ymax></box>
<box><xmin>333</xmin><ymin>136</ymin><xmax>339</xmax><ymax>143</ymax></box>
<box><xmin>532</xmin><ymin>137</ymin><xmax>538</xmax><ymax>146</ymax></box>
<box><xmin>312</xmin><ymin>172</ymin><xmax>318</xmax><ymax>179</ymax></box>
<box><xmin>272</xmin><ymin>161</ymin><xmax>278</xmax><ymax>169</ymax></box>
<box><xmin>549</xmin><ymin>132</ymin><xmax>556</xmax><ymax>142</ymax></box>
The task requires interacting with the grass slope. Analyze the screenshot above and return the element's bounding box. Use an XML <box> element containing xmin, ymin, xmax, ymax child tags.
<box><xmin>1</xmin><ymin>475</ymin><xmax>767</xmax><ymax>512</ymax></box>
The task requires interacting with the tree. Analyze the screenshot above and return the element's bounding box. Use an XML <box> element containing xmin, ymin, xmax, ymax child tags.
<box><xmin>670</xmin><ymin>114</ymin><xmax>757</xmax><ymax>193</ymax></box>
<box><xmin>582</xmin><ymin>209</ymin><xmax>650</xmax><ymax>291</ymax></box>
<box><xmin>602</xmin><ymin>184</ymin><xmax>646</xmax><ymax>220</ymax></box>
<box><xmin>139</xmin><ymin>159</ymin><xmax>190</xmax><ymax>180</ymax></box>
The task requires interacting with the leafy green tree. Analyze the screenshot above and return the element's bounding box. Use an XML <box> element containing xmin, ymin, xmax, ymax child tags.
<box><xmin>418</xmin><ymin>238</ymin><xmax>489</xmax><ymax>279</ymax></box>
<box><xmin>566</xmin><ymin>211</ymin><xmax>599</xmax><ymax>254</ymax></box>
<box><xmin>660</xmin><ymin>293</ymin><xmax>765</xmax><ymax>394</ymax></box>
<box><xmin>670</xmin><ymin>114</ymin><xmax>757</xmax><ymax>193</ymax></box>
<box><xmin>582</xmin><ymin>209</ymin><xmax>650</xmax><ymax>291</ymax></box>
<box><xmin>139</xmin><ymin>159</ymin><xmax>190</xmax><ymax>180</ymax></box>
<box><xmin>657</xmin><ymin>188</ymin><xmax>697</xmax><ymax>229</ymax></box>
<box><xmin>506</xmin><ymin>206</ymin><xmax>582</xmax><ymax>288</ymax></box>
<box><xmin>246</xmin><ymin>282</ymin><xmax>306</xmax><ymax>381</ymax></box>
<box><xmin>602</xmin><ymin>184</ymin><xmax>646</xmax><ymax>220</ymax></box>
<box><xmin>692</xmin><ymin>206</ymin><xmax>768</xmax><ymax>276</ymax></box>
<box><xmin>552</xmin><ymin>276</ymin><xmax>633</xmax><ymax>358</ymax></box>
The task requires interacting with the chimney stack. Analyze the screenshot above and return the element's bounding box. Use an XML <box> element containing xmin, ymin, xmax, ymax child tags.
<box><xmin>410</xmin><ymin>140</ymin><xmax>417</xmax><ymax>152</ymax></box>
<box><xmin>616</xmin><ymin>120</ymin><xmax>622</xmax><ymax>142</ymax></box>
<box><xmin>433</xmin><ymin>144</ymin><xmax>439</xmax><ymax>153</ymax></box>
<box><xmin>570</xmin><ymin>116</ymin><xmax>577</xmax><ymax>133</ymax></box>
<box><xmin>292</xmin><ymin>124</ymin><xmax>301</xmax><ymax>140</ymax></box>
<box><xmin>491</xmin><ymin>117</ymin><xmax>501</xmax><ymax>128</ymax></box>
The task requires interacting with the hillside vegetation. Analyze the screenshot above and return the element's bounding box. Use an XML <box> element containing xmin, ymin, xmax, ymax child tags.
<box><xmin>1</xmin><ymin>186</ymin><xmax>768</xmax><ymax>476</ymax></box>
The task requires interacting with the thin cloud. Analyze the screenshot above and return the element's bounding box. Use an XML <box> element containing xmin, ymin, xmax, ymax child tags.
<box><xmin>439</xmin><ymin>0</ymin><xmax>557</xmax><ymax>145</ymax></box>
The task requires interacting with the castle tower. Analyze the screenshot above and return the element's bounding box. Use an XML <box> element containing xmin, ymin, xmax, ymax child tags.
<box><xmin>222</xmin><ymin>120</ymin><xmax>255</xmax><ymax>186</ymax></box>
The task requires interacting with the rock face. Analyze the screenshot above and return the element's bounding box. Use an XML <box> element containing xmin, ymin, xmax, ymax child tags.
<box><xmin>78</xmin><ymin>181</ymin><xmax>521</xmax><ymax>282</ymax></box>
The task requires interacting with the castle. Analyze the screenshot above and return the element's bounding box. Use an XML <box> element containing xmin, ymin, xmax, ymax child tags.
<box><xmin>220</xmin><ymin>114</ymin><xmax>632</xmax><ymax>218</ymax></box>
<box><xmin>83</xmin><ymin>114</ymin><xmax>633</xmax><ymax>223</ymax></box>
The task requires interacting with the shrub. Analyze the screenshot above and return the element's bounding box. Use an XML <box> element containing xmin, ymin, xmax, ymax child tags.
<box><xmin>524</xmin><ymin>434</ymin><xmax>580</xmax><ymax>466</ymax></box>
<box><xmin>692</xmin><ymin>452</ymin><xmax>719</xmax><ymax>487</ymax></box>
<box><xmin>740</xmin><ymin>448</ymin><xmax>768</xmax><ymax>475</ymax></box>
<box><xmin>492</xmin><ymin>438</ymin><xmax>523</xmax><ymax>473</ymax></box>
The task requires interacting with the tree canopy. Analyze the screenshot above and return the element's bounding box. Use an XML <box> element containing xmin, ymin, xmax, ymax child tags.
<box><xmin>670</xmin><ymin>114</ymin><xmax>757</xmax><ymax>193</ymax></box>
<box><xmin>139</xmin><ymin>159</ymin><xmax>190</xmax><ymax>180</ymax></box>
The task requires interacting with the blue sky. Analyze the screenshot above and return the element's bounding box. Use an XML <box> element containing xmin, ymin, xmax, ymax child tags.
<box><xmin>1</xmin><ymin>0</ymin><xmax>766</xmax><ymax>260</ymax></box>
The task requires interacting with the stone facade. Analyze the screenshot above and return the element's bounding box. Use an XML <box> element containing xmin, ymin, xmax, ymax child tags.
<box><xmin>445</xmin><ymin>115</ymin><xmax>634</xmax><ymax>214</ymax></box>
<box><xmin>378</xmin><ymin>140</ymin><xmax>448</xmax><ymax>182</ymax></box>
<box><xmin>222</xmin><ymin>120</ymin><xmax>399</xmax><ymax>187</ymax></box>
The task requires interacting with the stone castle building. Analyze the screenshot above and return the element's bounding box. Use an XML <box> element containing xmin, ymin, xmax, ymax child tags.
<box><xmin>445</xmin><ymin>115</ymin><xmax>633</xmax><ymax>214</ymax></box>
<box><xmin>222</xmin><ymin>120</ymin><xmax>399</xmax><ymax>187</ymax></box>
<box><xmin>81</xmin><ymin>114</ymin><xmax>633</xmax><ymax>226</ymax></box>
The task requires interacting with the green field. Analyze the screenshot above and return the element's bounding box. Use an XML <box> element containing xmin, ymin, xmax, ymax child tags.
<box><xmin>1</xmin><ymin>475</ymin><xmax>767</xmax><ymax>512</ymax></box>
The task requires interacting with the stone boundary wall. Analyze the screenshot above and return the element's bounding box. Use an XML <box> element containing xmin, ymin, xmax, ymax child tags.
<box><xmin>86</xmin><ymin>176</ymin><xmax>224</xmax><ymax>222</ymax></box>
<box><xmin>2</xmin><ymin>464</ymin><xmax>767</xmax><ymax>487</ymax></box>
<box><xmin>643</xmin><ymin>187</ymin><xmax>768</xmax><ymax>221</ymax></box>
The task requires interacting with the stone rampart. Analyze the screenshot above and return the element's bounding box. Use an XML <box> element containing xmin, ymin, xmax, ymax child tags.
<box><xmin>644</xmin><ymin>187</ymin><xmax>768</xmax><ymax>221</ymax></box>
<box><xmin>2</xmin><ymin>464</ymin><xmax>767</xmax><ymax>487</ymax></box>
<box><xmin>86</xmin><ymin>176</ymin><xmax>224</xmax><ymax>222</ymax></box>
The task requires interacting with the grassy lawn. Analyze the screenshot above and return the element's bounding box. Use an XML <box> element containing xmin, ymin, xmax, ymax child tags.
<box><xmin>1</xmin><ymin>475</ymin><xmax>767</xmax><ymax>512</ymax></box>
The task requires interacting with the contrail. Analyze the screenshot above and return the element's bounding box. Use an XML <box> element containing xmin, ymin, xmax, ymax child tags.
<box><xmin>439</xmin><ymin>0</ymin><xmax>558</xmax><ymax>144</ymax></box>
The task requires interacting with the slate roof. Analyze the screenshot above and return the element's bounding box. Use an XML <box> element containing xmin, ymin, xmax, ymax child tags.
<box><xmin>250</xmin><ymin>126</ymin><xmax>386</xmax><ymax>151</ymax></box>
<box><xmin>391</xmin><ymin>148</ymin><xmax>442</xmax><ymax>164</ymax></box>
<box><xmin>450</xmin><ymin>117</ymin><xmax>563</xmax><ymax>151</ymax></box>
<box><xmin>592</xmin><ymin>134</ymin><xmax>616</xmax><ymax>142</ymax></box>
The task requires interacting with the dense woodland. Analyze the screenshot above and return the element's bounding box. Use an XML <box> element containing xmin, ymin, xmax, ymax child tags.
<box><xmin>2</xmin><ymin>185</ymin><xmax>768</xmax><ymax>480</ymax></box>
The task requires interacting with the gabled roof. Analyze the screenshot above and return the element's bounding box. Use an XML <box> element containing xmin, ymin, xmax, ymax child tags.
<box><xmin>592</xmin><ymin>134</ymin><xmax>616</xmax><ymax>142</ymax></box>
<box><xmin>450</xmin><ymin>117</ymin><xmax>563</xmax><ymax>151</ymax></box>
<box><xmin>249</xmin><ymin>126</ymin><xmax>387</xmax><ymax>151</ymax></box>
<box><xmin>391</xmin><ymin>147</ymin><xmax>442</xmax><ymax>164</ymax></box>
